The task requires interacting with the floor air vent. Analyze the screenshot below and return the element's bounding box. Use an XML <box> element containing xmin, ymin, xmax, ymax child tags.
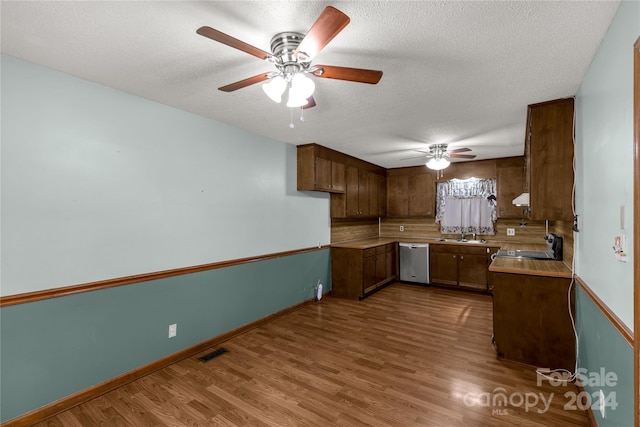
<box><xmin>197</xmin><ymin>347</ymin><xmax>229</xmax><ymax>362</ymax></box>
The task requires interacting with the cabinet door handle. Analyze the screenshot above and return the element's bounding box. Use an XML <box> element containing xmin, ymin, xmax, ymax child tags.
<box><xmin>453</xmin><ymin>255</ymin><xmax>457</xmax><ymax>259</ymax></box>
<box><xmin>460</xmin><ymin>256</ymin><xmax>464</xmax><ymax>260</ymax></box>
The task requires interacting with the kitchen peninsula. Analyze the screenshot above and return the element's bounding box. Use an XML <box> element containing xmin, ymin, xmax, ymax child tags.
<box><xmin>489</xmin><ymin>247</ymin><xmax>575</xmax><ymax>371</ymax></box>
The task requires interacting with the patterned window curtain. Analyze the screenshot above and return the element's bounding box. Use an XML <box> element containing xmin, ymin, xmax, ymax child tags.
<box><xmin>435</xmin><ymin>178</ymin><xmax>497</xmax><ymax>235</ymax></box>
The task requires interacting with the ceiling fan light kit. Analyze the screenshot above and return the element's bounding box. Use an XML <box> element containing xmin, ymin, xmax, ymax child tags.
<box><xmin>426</xmin><ymin>157</ymin><xmax>450</xmax><ymax>170</ymax></box>
<box><xmin>262</xmin><ymin>75</ymin><xmax>286</xmax><ymax>102</ymax></box>
<box><xmin>425</xmin><ymin>144</ymin><xmax>453</xmax><ymax>171</ymax></box>
<box><xmin>197</xmin><ymin>6</ymin><xmax>383</xmax><ymax>119</ymax></box>
<box><xmin>286</xmin><ymin>73</ymin><xmax>316</xmax><ymax>107</ymax></box>
<box><xmin>401</xmin><ymin>143</ymin><xmax>477</xmax><ymax>175</ymax></box>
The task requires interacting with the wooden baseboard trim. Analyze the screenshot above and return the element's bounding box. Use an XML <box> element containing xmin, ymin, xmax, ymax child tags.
<box><xmin>0</xmin><ymin>246</ymin><xmax>329</xmax><ymax>308</ymax></box>
<box><xmin>575</xmin><ymin>275</ymin><xmax>633</xmax><ymax>346</ymax></box>
<box><xmin>0</xmin><ymin>295</ymin><xmax>323</xmax><ymax>427</ymax></box>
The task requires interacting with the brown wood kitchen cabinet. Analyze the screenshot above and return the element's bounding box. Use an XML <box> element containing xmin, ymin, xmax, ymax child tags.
<box><xmin>430</xmin><ymin>244</ymin><xmax>494</xmax><ymax>291</ymax></box>
<box><xmin>297</xmin><ymin>144</ymin><xmax>345</xmax><ymax>193</ymax></box>
<box><xmin>331</xmin><ymin>243</ymin><xmax>396</xmax><ymax>299</ymax></box>
<box><xmin>496</xmin><ymin>157</ymin><xmax>526</xmax><ymax>218</ymax></box>
<box><xmin>345</xmin><ymin>166</ymin><xmax>367</xmax><ymax>216</ymax></box>
<box><xmin>386</xmin><ymin>174</ymin><xmax>408</xmax><ymax>217</ymax></box>
<box><xmin>298</xmin><ymin>143</ymin><xmax>386</xmax><ymax>218</ymax></box>
<box><xmin>332</xmin><ymin>167</ymin><xmax>386</xmax><ymax>218</ymax></box>
<box><xmin>491</xmin><ymin>272</ymin><xmax>575</xmax><ymax>371</ymax></box>
<box><xmin>386</xmin><ymin>169</ymin><xmax>434</xmax><ymax>217</ymax></box>
<box><xmin>526</xmin><ymin>98</ymin><xmax>575</xmax><ymax>221</ymax></box>
<box><xmin>368</xmin><ymin>172</ymin><xmax>387</xmax><ymax>217</ymax></box>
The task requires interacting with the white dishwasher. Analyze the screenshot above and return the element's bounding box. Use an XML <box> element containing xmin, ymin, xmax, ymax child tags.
<box><xmin>399</xmin><ymin>243</ymin><xmax>430</xmax><ymax>284</ymax></box>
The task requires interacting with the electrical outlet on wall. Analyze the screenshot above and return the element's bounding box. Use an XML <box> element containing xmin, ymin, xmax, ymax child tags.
<box><xmin>168</xmin><ymin>323</ymin><xmax>177</xmax><ymax>338</ymax></box>
<box><xmin>399</xmin><ymin>226</ymin><xmax>404</xmax><ymax>232</ymax></box>
<box><xmin>599</xmin><ymin>390</ymin><xmax>605</xmax><ymax>418</ymax></box>
<box><xmin>506</xmin><ymin>228</ymin><xmax>515</xmax><ymax>236</ymax></box>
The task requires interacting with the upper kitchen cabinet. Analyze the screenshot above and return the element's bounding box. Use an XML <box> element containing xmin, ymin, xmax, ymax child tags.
<box><xmin>368</xmin><ymin>172</ymin><xmax>387</xmax><ymax>217</ymax></box>
<box><xmin>297</xmin><ymin>144</ymin><xmax>345</xmax><ymax>193</ymax></box>
<box><xmin>527</xmin><ymin>98</ymin><xmax>575</xmax><ymax>221</ymax></box>
<box><xmin>387</xmin><ymin>168</ymin><xmax>435</xmax><ymax>217</ymax></box>
<box><xmin>386</xmin><ymin>173</ymin><xmax>408</xmax><ymax>217</ymax></box>
<box><xmin>297</xmin><ymin>143</ymin><xmax>386</xmax><ymax>218</ymax></box>
<box><xmin>345</xmin><ymin>167</ymin><xmax>369</xmax><ymax>216</ymax></box>
<box><xmin>336</xmin><ymin>167</ymin><xmax>386</xmax><ymax>218</ymax></box>
<box><xmin>496</xmin><ymin>157</ymin><xmax>527</xmax><ymax>218</ymax></box>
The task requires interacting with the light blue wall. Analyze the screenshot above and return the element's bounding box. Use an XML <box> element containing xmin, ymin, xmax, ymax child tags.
<box><xmin>0</xmin><ymin>249</ymin><xmax>331</xmax><ymax>422</ymax></box>
<box><xmin>574</xmin><ymin>0</ymin><xmax>636</xmax><ymax>330</ymax></box>
<box><xmin>0</xmin><ymin>54</ymin><xmax>333</xmax><ymax>422</ymax></box>
<box><xmin>1</xmin><ymin>54</ymin><xmax>330</xmax><ymax>297</ymax></box>
<box><xmin>574</xmin><ymin>2</ymin><xmax>637</xmax><ymax>426</ymax></box>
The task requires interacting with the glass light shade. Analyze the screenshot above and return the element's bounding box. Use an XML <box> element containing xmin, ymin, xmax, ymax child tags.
<box><xmin>290</xmin><ymin>73</ymin><xmax>315</xmax><ymax>99</ymax></box>
<box><xmin>262</xmin><ymin>76</ymin><xmax>286</xmax><ymax>103</ymax></box>
<box><xmin>426</xmin><ymin>157</ymin><xmax>450</xmax><ymax>170</ymax></box>
<box><xmin>286</xmin><ymin>92</ymin><xmax>308</xmax><ymax>108</ymax></box>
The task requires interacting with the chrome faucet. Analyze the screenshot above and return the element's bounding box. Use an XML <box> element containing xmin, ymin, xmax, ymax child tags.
<box><xmin>461</xmin><ymin>232</ymin><xmax>466</xmax><ymax>240</ymax></box>
<box><xmin>472</xmin><ymin>233</ymin><xmax>477</xmax><ymax>240</ymax></box>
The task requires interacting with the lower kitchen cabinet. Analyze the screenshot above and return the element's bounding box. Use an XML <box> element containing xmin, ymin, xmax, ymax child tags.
<box><xmin>430</xmin><ymin>244</ymin><xmax>496</xmax><ymax>291</ymax></box>
<box><xmin>429</xmin><ymin>248</ymin><xmax>458</xmax><ymax>286</ymax></box>
<box><xmin>491</xmin><ymin>272</ymin><xmax>575</xmax><ymax>371</ymax></box>
<box><xmin>331</xmin><ymin>243</ymin><xmax>396</xmax><ymax>299</ymax></box>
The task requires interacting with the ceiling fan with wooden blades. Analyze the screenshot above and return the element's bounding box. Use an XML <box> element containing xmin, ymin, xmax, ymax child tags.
<box><xmin>196</xmin><ymin>6</ymin><xmax>383</xmax><ymax>109</ymax></box>
<box><xmin>404</xmin><ymin>144</ymin><xmax>477</xmax><ymax>160</ymax></box>
<box><xmin>402</xmin><ymin>143</ymin><xmax>477</xmax><ymax>175</ymax></box>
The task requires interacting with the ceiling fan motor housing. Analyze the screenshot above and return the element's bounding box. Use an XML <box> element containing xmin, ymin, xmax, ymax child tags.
<box><xmin>270</xmin><ymin>32</ymin><xmax>307</xmax><ymax>67</ymax></box>
<box><xmin>430</xmin><ymin>144</ymin><xmax>448</xmax><ymax>157</ymax></box>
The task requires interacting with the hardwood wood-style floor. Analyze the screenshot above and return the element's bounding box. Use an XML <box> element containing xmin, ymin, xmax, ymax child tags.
<box><xmin>34</xmin><ymin>283</ymin><xmax>589</xmax><ymax>426</ymax></box>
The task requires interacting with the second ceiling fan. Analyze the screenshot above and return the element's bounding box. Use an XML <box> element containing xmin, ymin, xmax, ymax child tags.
<box><xmin>197</xmin><ymin>6</ymin><xmax>383</xmax><ymax>109</ymax></box>
<box><xmin>403</xmin><ymin>143</ymin><xmax>477</xmax><ymax>176</ymax></box>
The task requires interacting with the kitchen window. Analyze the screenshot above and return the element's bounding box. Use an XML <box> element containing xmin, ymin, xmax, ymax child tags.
<box><xmin>435</xmin><ymin>177</ymin><xmax>497</xmax><ymax>235</ymax></box>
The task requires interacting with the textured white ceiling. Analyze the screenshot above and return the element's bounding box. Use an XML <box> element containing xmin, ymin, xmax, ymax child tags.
<box><xmin>1</xmin><ymin>1</ymin><xmax>620</xmax><ymax>168</ymax></box>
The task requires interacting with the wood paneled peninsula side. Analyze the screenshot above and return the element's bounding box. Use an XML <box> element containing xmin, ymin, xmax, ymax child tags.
<box><xmin>489</xmin><ymin>244</ymin><xmax>575</xmax><ymax>371</ymax></box>
<box><xmin>331</xmin><ymin>238</ymin><xmax>397</xmax><ymax>299</ymax></box>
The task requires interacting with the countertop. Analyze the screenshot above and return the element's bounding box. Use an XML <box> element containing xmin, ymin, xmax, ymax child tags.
<box><xmin>330</xmin><ymin>237</ymin><xmax>398</xmax><ymax>249</ymax></box>
<box><xmin>488</xmin><ymin>243</ymin><xmax>572</xmax><ymax>279</ymax></box>
<box><xmin>330</xmin><ymin>238</ymin><xmax>572</xmax><ymax>279</ymax></box>
<box><xmin>331</xmin><ymin>237</ymin><xmax>502</xmax><ymax>249</ymax></box>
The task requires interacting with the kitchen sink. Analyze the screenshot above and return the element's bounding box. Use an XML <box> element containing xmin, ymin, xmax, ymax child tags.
<box><xmin>436</xmin><ymin>238</ymin><xmax>487</xmax><ymax>244</ymax></box>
